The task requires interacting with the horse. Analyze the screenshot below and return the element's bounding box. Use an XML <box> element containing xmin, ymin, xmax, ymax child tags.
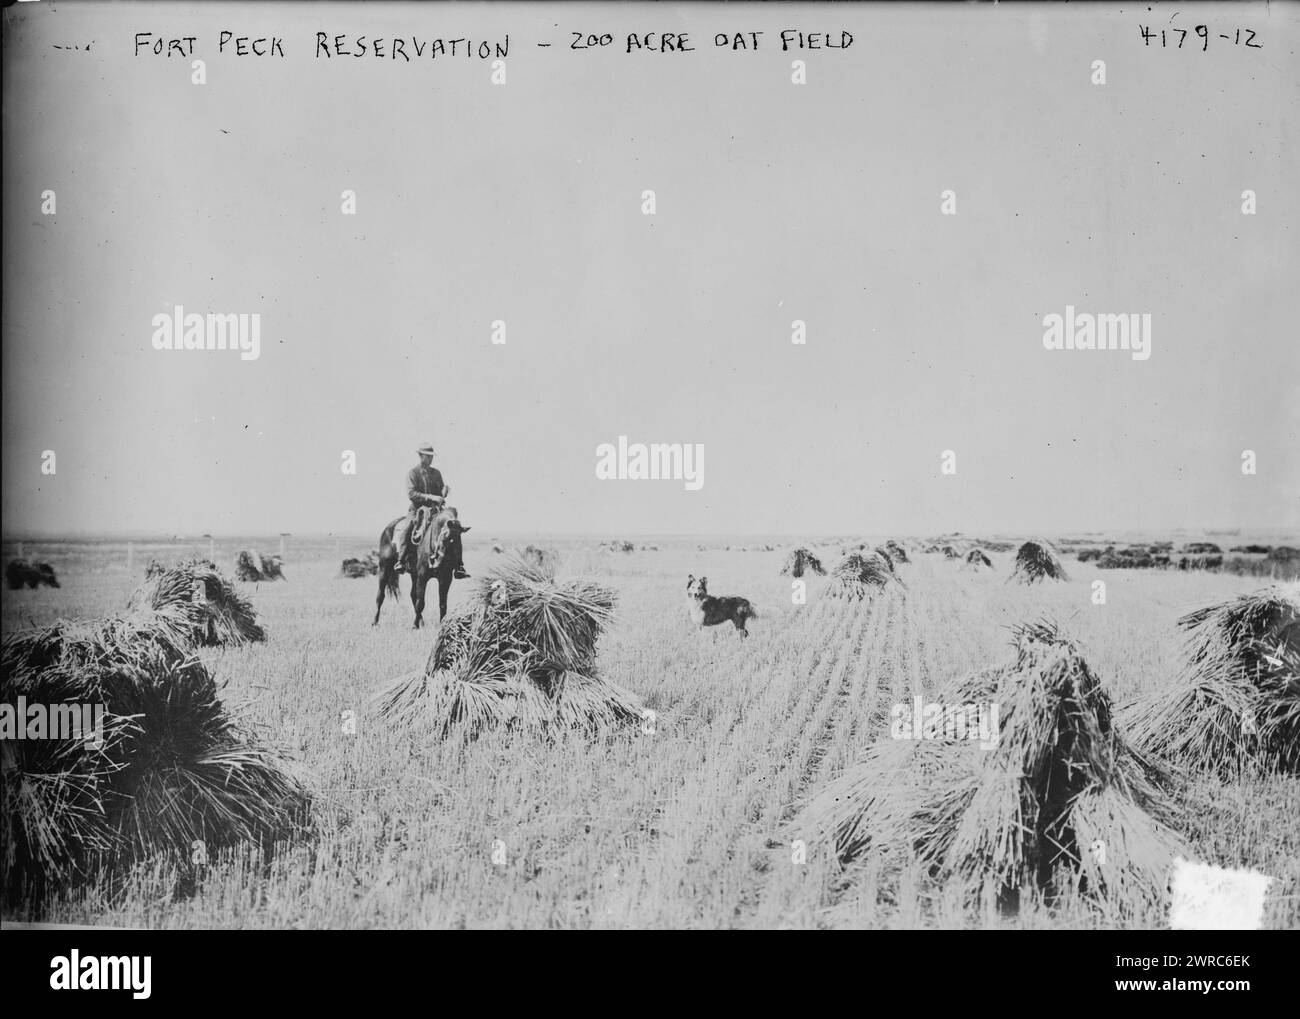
<box><xmin>373</xmin><ymin>506</ymin><xmax>470</xmax><ymax>628</ymax></box>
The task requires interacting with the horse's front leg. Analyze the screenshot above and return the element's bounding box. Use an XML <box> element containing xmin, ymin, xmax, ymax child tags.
<box><xmin>373</xmin><ymin>563</ymin><xmax>391</xmax><ymax>626</ymax></box>
<box><xmin>411</xmin><ymin>573</ymin><xmax>426</xmax><ymax>629</ymax></box>
<box><xmin>439</xmin><ymin>573</ymin><xmax>452</xmax><ymax>621</ymax></box>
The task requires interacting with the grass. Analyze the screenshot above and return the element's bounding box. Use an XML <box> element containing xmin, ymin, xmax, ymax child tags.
<box><xmin>1</xmin><ymin>535</ymin><xmax>1297</xmax><ymax>928</ymax></box>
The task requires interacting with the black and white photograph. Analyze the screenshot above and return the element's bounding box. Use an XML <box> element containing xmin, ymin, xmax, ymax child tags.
<box><xmin>2</xmin><ymin>0</ymin><xmax>1297</xmax><ymax>957</ymax></box>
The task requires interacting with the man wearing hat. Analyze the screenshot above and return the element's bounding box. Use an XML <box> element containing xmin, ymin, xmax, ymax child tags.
<box><xmin>394</xmin><ymin>443</ymin><xmax>470</xmax><ymax>578</ymax></box>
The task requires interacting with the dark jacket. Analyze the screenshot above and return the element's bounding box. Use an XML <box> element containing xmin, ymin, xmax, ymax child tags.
<box><xmin>407</xmin><ymin>465</ymin><xmax>447</xmax><ymax>511</ymax></box>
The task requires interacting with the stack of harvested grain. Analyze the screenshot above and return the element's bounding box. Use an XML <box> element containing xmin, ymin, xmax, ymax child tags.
<box><xmin>780</xmin><ymin>548</ymin><xmax>825</xmax><ymax>578</ymax></box>
<box><xmin>801</xmin><ymin>622</ymin><xmax>1184</xmax><ymax>914</ymax></box>
<box><xmin>1011</xmin><ymin>539</ymin><xmax>1069</xmax><ymax>583</ymax></box>
<box><xmin>964</xmin><ymin>548</ymin><xmax>994</xmax><ymax>570</ymax></box>
<box><xmin>340</xmin><ymin>552</ymin><xmax>380</xmax><ymax>579</ymax></box>
<box><xmin>1178</xmin><ymin>554</ymin><xmax>1223</xmax><ymax>571</ymax></box>
<box><xmin>826</xmin><ymin>551</ymin><xmax>902</xmax><ymax>599</ymax></box>
<box><xmin>520</xmin><ymin>545</ymin><xmax>557</xmax><ymax>569</ymax></box>
<box><xmin>133</xmin><ymin>559</ymin><xmax>265</xmax><ymax>646</ymax></box>
<box><xmin>5</xmin><ymin>559</ymin><xmax>60</xmax><ymax>590</ymax></box>
<box><xmin>235</xmin><ymin>550</ymin><xmax>286</xmax><ymax>582</ymax></box>
<box><xmin>873</xmin><ymin>548</ymin><xmax>898</xmax><ymax>574</ymax></box>
<box><xmin>1</xmin><ymin>609</ymin><xmax>306</xmax><ymax>905</ymax></box>
<box><xmin>883</xmin><ymin>540</ymin><xmax>910</xmax><ymax>565</ymax></box>
<box><xmin>1125</xmin><ymin>584</ymin><xmax>1299</xmax><ymax>775</ymax></box>
<box><xmin>373</xmin><ymin>555</ymin><xmax>644</xmax><ymax>736</ymax></box>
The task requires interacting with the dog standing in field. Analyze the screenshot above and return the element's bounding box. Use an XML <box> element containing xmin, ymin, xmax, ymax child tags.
<box><xmin>686</xmin><ymin>575</ymin><xmax>757</xmax><ymax>638</ymax></box>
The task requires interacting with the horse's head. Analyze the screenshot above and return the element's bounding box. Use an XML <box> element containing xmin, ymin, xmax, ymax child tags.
<box><xmin>427</xmin><ymin>507</ymin><xmax>470</xmax><ymax>571</ymax></box>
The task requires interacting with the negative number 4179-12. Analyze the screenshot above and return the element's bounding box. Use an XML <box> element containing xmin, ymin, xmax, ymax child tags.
<box><xmin>1139</xmin><ymin>26</ymin><xmax>1261</xmax><ymax>50</ymax></box>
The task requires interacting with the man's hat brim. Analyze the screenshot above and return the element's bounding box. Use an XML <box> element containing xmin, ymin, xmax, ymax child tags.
<box><xmin>417</xmin><ymin>445</ymin><xmax>435</xmax><ymax>456</ymax></box>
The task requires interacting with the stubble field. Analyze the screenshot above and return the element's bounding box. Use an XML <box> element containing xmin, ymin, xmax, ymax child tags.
<box><xmin>3</xmin><ymin>535</ymin><xmax>1297</xmax><ymax>929</ymax></box>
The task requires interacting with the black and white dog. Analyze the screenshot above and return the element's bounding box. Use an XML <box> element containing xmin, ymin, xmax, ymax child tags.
<box><xmin>686</xmin><ymin>575</ymin><xmax>757</xmax><ymax>638</ymax></box>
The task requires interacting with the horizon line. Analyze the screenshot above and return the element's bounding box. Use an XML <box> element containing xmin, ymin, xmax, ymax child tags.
<box><xmin>4</xmin><ymin>525</ymin><xmax>1298</xmax><ymax>543</ymax></box>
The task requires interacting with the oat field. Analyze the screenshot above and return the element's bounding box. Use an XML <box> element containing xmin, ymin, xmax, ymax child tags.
<box><xmin>3</xmin><ymin>535</ymin><xmax>1297</xmax><ymax>929</ymax></box>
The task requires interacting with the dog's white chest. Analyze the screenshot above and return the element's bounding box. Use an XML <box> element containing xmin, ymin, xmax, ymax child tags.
<box><xmin>686</xmin><ymin>598</ymin><xmax>706</xmax><ymax>626</ymax></box>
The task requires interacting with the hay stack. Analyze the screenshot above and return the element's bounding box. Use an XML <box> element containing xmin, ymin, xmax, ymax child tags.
<box><xmin>781</xmin><ymin>548</ymin><xmax>825</xmax><ymax>578</ymax></box>
<box><xmin>373</xmin><ymin>555</ymin><xmax>644</xmax><ymax>736</ymax></box>
<box><xmin>5</xmin><ymin>559</ymin><xmax>60</xmax><ymax>590</ymax></box>
<box><xmin>1101</xmin><ymin>549</ymin><xmax>1157</xmax><ymax>569</ymax></box>
<box><xmin>235</xmin><ymin>550</ymin><xmax>261</xmax><ymax>581</ymax></box>
<box><xmin>340</xmin><ymin>552</ymin><xmax>379</xmax><ymax>579</ymax></box>
<box><xmin>964</xmin><ymin>548</ymin><xmax>994</xmax><ymax>570</ymax></box>
<box><xmin>1177</xmin><ymin>554</ymin><xmax>1223</xmax><ymax>571</ymax></box>
<box><xmin>801</xmin><ymin>622</ymin><xmax>1185</xmax><ymax>912</ymax></box>
<box><xmin>1011</xmin><ymin>539</ymin><xmax>1068</xmax><ymax>583</ymax></box>
<box><xmin>236</xmin><ymin>550</ymin><xmax>286</xmax><ymax>583</ymax></box>
<box><xmin>132</xmin><ymin>559</ymin><xmax>265</xmax><ymax>647</ymax></box>
<box><xmin>884</xmin><ymin>540</ymin><xmax>910</xmax><ymax>565</ymax></box>
<box><xmin>826</xmin><ymin>551</ymin><xmax>902</xmax><ymax>600</ymax></box>
<box><xmin>870</xmin><ymin>547</ymin><xmax>895</xmax><ymax>573</ymax></box>
<box><xmin>520</xmin><ymin>545</ymin><xmax>557</xmax><ymax>569</ymax></box>
<box><xmin>1125</xmin><ymin>584</ymin><xmax>1299</xmax><ymax>775</ymax></box>
<box><xmin>1</xmin><ymin>612</ymin><xmax>307</xmax><ymax>904</ymax></box>
<box><xmin>942</xmin><ymin>545</ymin><xmax>961</xmax><ymax>560</ymax></box>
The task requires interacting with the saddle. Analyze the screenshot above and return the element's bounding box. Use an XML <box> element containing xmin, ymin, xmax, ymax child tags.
<box><xmin>410</xmin><ymin>504</ymin><xmax>435</xmax><ymax>545</ymax></box>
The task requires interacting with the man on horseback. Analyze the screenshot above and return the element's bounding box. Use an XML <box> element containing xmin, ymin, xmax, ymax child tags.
<box><xmin>393</xmin><ymin>442</ymin><xmax>470</xmax><ymax>578</ymax></box>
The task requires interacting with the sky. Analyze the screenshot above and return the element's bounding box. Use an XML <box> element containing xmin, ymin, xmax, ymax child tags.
<box><xmin>3</xmin><ymin>1</ymin><xmax>1297</xmax><ymax>537</ymax></box>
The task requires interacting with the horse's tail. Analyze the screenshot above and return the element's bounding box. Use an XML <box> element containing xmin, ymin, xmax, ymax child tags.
<box><xmin>379</xmin><ymin>518</ymin><xmax>402</xmax><ymax>599</ymax></box>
